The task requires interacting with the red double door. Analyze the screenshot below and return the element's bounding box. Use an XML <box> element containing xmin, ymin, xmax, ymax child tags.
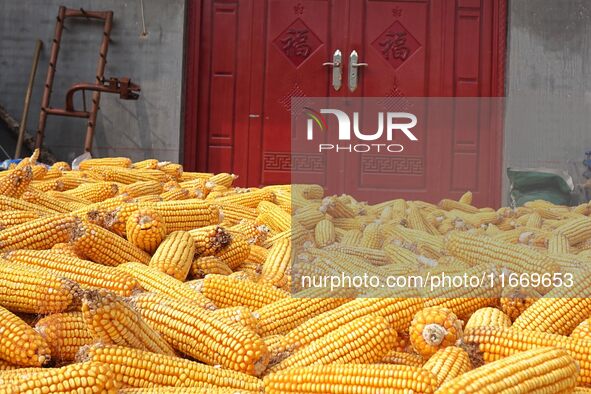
<box><xmin>185</xmin><ymin>0</ymin><xmax>507</xmax><ymax>207</ymax></box>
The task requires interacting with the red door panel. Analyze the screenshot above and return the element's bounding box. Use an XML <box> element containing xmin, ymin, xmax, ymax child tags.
<box><xmin>185</xmin><ymin>0</ymin><xmax>506</xmax><ymax>206</ymax></box>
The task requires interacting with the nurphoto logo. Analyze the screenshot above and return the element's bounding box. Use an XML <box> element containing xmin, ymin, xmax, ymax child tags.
<box><xmin>304</xmin><ymin>107</ymin><xmax>418</xmax><ymax>153</ymax></box>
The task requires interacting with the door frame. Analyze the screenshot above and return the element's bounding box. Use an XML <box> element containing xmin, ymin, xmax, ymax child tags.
<box><xmin>183</xmin><ymin>0</ymin><xmax>508</xmax><ymax>200</ymax></box>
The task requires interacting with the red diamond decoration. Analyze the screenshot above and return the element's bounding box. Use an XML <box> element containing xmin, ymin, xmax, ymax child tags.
<box><xmin>372</xmin><ymin>21</ymin><xmax>421</xmax><ymax>69</ymax></box>
<box><xmin>274</xmin><ymin>18</ymin><xmax>322</xmax><ymax>67</ymax></box>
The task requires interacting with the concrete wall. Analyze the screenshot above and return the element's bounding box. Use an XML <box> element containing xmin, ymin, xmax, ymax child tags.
<box><xmin>0</xmin><ymin>0</ymin><xmax>185</xmax><ymax>163</ymax></box>
<box><xmin>504</xmin><ymin>0</ymin><xmax>591</xmax><ymax>200</ymax></box>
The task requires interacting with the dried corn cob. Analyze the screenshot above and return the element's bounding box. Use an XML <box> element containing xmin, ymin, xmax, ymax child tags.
<box><xmin>214</xmin><ymin>189</ymin><xmax>275</xmax><ymax>208</ymax></box>
<box><xmin>423</xmin><ymin>346</ymin><xmax>472</xmax><ymax>386</ymax></box>
<box><xmin>260</xmin><ymin>239</ymin><xmax>291</xmax><ymax>289</ymax></box>
<box><xmin>85</xmin><ymin>345</ymin><xmax>263</xmax><ymax>391</ymax></box>
<box><xmin>270</xmin><ymin>315</ymin><xmax>396</xmax><ymax>373</ymax></box>
<box><xmin>0</xmin><ymin>306</ymin><xmax>50</xmax><ymax>366</ymax></box>
<box><xmin>64</xmin><ymin>181</ymin><xmax>119</xmax><ymax>202</ymax></box>
<box><xmin>438</xmin><ymin>199</ymin><xmax>478</xmax><ymax>213</ymax></box>
<box><xmin>320</xmin><ymin>196</ymin><xmax>356</xmax><ymax>218</ymax></box>
<box><xmin>160</xmin><ymin>187</ymin><xmax>190</xmax><ymax>201</ymax></box>
<box><xmin>208</xmin><ymin>172</ymin><xmax>237</xmax><ymax>188</ymax></box>
<box><xmin>314</xmin><ymin>218</ymin><xmax>336</xmax><ymax>247</ymax></box>
<box><xmin>132</xmin><ymin>159</ymin><xmax>159</xmax><ymax>169</ymax></box>
<box><xmin>436</xmin><ymin>347</ymin><xmax>577</xmax><ymax>393</ymax></box>
<box><xmin>212</xmin><ymin>306</ymin><xmax>260</xmax><ymax>334</ymax></box>
<box><xmin>0</xmin><ymin>210</ymin><xmax>41</xmax><ymax>229</ymax></box>
<box><xmin>571</xmin><ymin>318</ymin><xmax>591</xmax><ymax>340</ymax></box>
<box><xmin>218</xmin><ymin>203</ymin><xmax>258</xmax><ymax>223</ymax></box>
<box><xmin>264</xmin><ymin>364</ymin><xmax>438</xmax><ymax>394</ymax></box>
<box><xmin>131</xmin><ymin>292</ymin><xmax>269</xmax><ymax>376</ymax></box>
<box><xmin>0</xmin><ymin>260</ymin><xmax>78</xmax><ymax>314</ymax></box>
<box><xmin>0</xmin><ymin>361</ymin><xmax>120</xmax><ymax>393</ymax></box>
<box><xmin>463</xmin><ymin>326</ymin><xmax>591</xmax><ymax>385</ymax></box>
<box><xmin>410</xmin><ymin>307</ymin><xmax>463</xmax><ymax>358</ymax></box>
<box><xmin>0</xmin><ymin>215</ymin><xmax>80</xmax><ymax>251</ymax></box>
<box><xmin>499</xmin><ymin>285</ymin><xmax>540</xmax><ymax>321</ymax></box>
<box><xmin>20</xmin><ymin>189</ymin><xmax>73</xmax><ymax>213</ymax></box>
<box><xmin>229</xmin><ymin>220</ymin><xmax>270</xmax><ymax>245</ymax></box>
<box><xmin>381</xmin><ymin>350</ymin><xmax>424</xmax><ymax>366</ymax></box>
<box><xmin>121</xmin><ymin>180</ymin><xmax>163</xmax><ymax>197</ymax></box>
<box><xmin>146</xmin><ymin>199</ymin><xmax>221</xmax><ymax>232</ymax></box>
<box><xmin>554</xmin><ymin>217</ymin><xmax>591</xmax><ymax>245</ymax></box>
<box><xmin>82</xmin><ymin>289</ymin><xmax>175</xmax><ymax>355</ymax></box>
<box><xmin>247</xmin><ymin>244</ymin><xmax>269</xmax><ymax>264</ymax></box>
<box><xmin>79</xmin><ymin>157</ymin><xmax>132</xmax><ymax>170</ymax></box>
<box><xmin>126</xmin><ymin>208</ymin><xmax>167</xmax><ymax>253</ymax></box>
<box><xmin>72</xmin><ymin>222</ymin><xmax>151</xmax><ymax>265</ymax></box>
<box><xmin>149</xmin><ymin>231</ymin><xmax>195</xmax><ymax>280</ymax></box>
<box><xmin>197</xmin><ymin>274</ymin><xmax>289</xmax><ymax>309</ymax></box>
<box><xmin>4</xmin><ymin>249</ymin><xmax>138</xmax><ymax>296</ymax></box>
<box><xmin>464</xmin><ymin>307</ymin><xmax>511</xmax><ymax>330</ymax></box>
<box><xmin>119</xmin><ymin>387</ymin><xmax>255</xmax><ymax>393</ymax></box>
<box><xmin>190</xmin><ymin>256</ymin><xmax>232</xmax><ymax>277</ymax></box>
<box><xmin>0</xmin><ymin>166</ymin><xmax>32</xmax><ymax>198</ymax></box>
<box><xmin>34</xmin><ymin>312</ymin><xmax>93</xmax><ymax>363</ymax></box>
<box><xmin>215</xmin><ymin>232</ymin><xmax>250</xmax><ymax>269</ymax></box>
<box><xmin>282</xmin><ymin>296</ymin><xmax>424</xmax><ymax>352</ymax></box>
<box><xmin>117</xmin><ymin>262</ymin><xmax>215</xmax><ymax>309</ymax></box>
<box><xmin>189</xmin><ymin>225</ymin><xmax>230</xmax><ymax>256</ymax></box>
<box><xmin>158</xmin><ymin>162</ymin><xmax>183</xmax><ymax>180</ymax></box>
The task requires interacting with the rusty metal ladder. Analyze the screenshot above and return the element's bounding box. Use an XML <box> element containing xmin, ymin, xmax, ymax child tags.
<box><xmin>36</xmin><ymin>6</ymin><xmax>140</xmax><ymax>153</ymax></box>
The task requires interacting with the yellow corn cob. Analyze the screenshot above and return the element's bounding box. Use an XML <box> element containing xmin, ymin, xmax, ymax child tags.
<box><xmin>270</xmin><ymin>315</ymin><xmax>396</xmax><ymax>373</ymax></box>
<box><xmin>525</xmin><ymin>211</ymin><xmax>543</xmax><ymax>228</ymax></box>
<box><xmin>0</xmin><ymin>214</ymin><xmax>79</xmax><ymax>251</ymax></box>
<box><xmin>70</xmin><ymin>195</ymin><xmax>133</xmax><ymax>221</ymax></box>
<box><xmin>458</xmin><ymin>191</ymin><xmax>472</xmax><ymax>205</ymax></box>
<box><xmin>0</xmin><ymin>210</ymin><xmax>41</xmax><ymax>229</ymax></box>
<box><xmin>229</xmin><ymin>220</ymin><xmax>270</xmax><ymax>245</ymax></box>
<box><xmin>255</xmin><ymin>289</ymin><xmax>352</xmax><ymax>336</ymax></box>
<box><xmin>464</xmin><ymin>307</ymin><xmax>511</xmax><ymax>330</ymax></box>
<box><xmin>381</xmin><ymin>350</ymin><xmax>424</xmax><ymax>366</ymax></box>
<box><xmin>117</xmin><ymin>262</ymin><xmax>215</xmax><ymax>309</ymax></box>
<box><xmin>72</xmin><ymin>221</ymin><xmax>151</xmax><ymax>265</ymax></box>
<box><xmin>247</xmin><ymin>244</ymin><xmax>269</xmax><ymax>264</ymax></box>
<box><xmin>126</xmin><ymin>208</ymin><xmax>167</xmax><ymax>253</ymax></box>
<box><xmin>132</xmin><ymin>159</ymin><xmax>159</xmax><ymax>169</ymax></box>
<box><xmin>384</xmin><ymin>243</ymin><xmax>419</xmax><ymax>267</ymax></box>
<box><xmin>282</xmin><ymin>297</ymin><xmax>424</xmax><ymax>352</ymax></box>
<box><xmin>144</xmin><ymin>199</ymin><xmax>221</xmax><ymax>232</ymax></box>
<box><xmin>214</xmin><ymin>189</ymin><xmax>275</xmax><ymax>208</ymax></box>
<box><xmin>43</xmin><ymin>167</ymin><xmax>63</xmax><ymax>179</ymax></box>
<box><xmin>446</xmin><ymin>231</ymin><xmax>559</xmax><ymax>277</ymax></box>
<box><xmin>0</xmin><ymin>361</ymin><xmax>19</xmax><ymax>371</ymax></box>
<box><xmin>0</xmin><ymin>361</ymin><xmax>120</xmax><ymax>393</ymax></box>
<box><xmin>34</xmin><ymin>312</ymin><xmax>93</xmax><ymax>363</ymax></box>
<box><xmin>189</xmin><ymin>225</ymin><xmax>230</xmax><ymax>256</ymax></box>
<box><xmin>119</xmin><ymin>388</ymin><xmax>248</xmax><ymax>394</ymax></box>
<box><xmin>511</xmin><ymin>271</ymin><xmax>591</xmax><ymax>335</ymax></box>
<box><xmin>340</xmin><ymin>229</ymin><xmax>363</xmax><ymax>245</ymax></box>
<box><xmin>197</xmin><ymin>274</ymin><xmax>289</xmax><ymax>309</ymax></box>
<box><xmin>554</xmin><ymin>217</ymin><xmax>591</xmax><ymax>245</ymax></box>
<box><xmin>257</xmin><ymin>201</ymin><xmax>291</xmax><ymax>232</ymax></box>
<box><xmin>320</xmin><ymin>196</ymin><xmax>356</xmax><ymax>218</ymax></box>
<box><xmin>121</xmin><ymin>180</ymin><xmax>163</xmax><ymax>197</ymax></box>
<box><xmin>160</xmin><ymin>187</ymin><xmax>190</xmax><ymax>201</ymax></box>
<box><xmin>215</xmin><ymin>232</ymin><xmax>250</xmax><ymax>269</ymax></box>
<box><xmin>0</xmin><ymin>306</ymin><xmax>50</xmax><ymax>366</ymax></box>
<box><xmin>50</xmin><ymin>161</ymin><xmax>71</xmax><ymax>171</ymax></box>
<box><xmin>79</xmin><ymin>157</ymin><xmax>132</xmax><ymax>170</ymax></box>
<box><xmin>314</xmin><ymin>218</ymin><xmax>335</xmax><ymax>247</ymax></box>
<box><xmin>262</xmin><ymin>224</ymin><xmax>310</xmax><ymax>248</ymax></box>
<box><xmin>82</xmin><ymin>289</ymin><xmax>175</xmax><ymax>355</ymax></box>
<box><xmin>463</xmin><ymin>326</ymin><xmax>591</xmax><ymax>385</ymax></box>
<box><xmin>95</xmin><ymin>201</ymin><xmax>139</xmax><ymax>236</ymax></box>
<box><xmin>50</xmin><ymin>242</ymin><xmax>84</xmax><ymax>258</ymax></box>
<box><xmin>359</xmin><ymin>222</ymin><xmax>382</xmax><ymax>248</ymax></box>
<box><xmin>260</xmin><ymin>239</ymin><xmax>291</xmax><ymax>289</ymax></box>
<box><xmin>499</xmin><ymin>285</ymin><xmax>540</xmax><ymax>321</ymax></box>
<box><xmin>409</xmin><ymin>307</ymin><xmax>463</xmax><ymax>358</ymax></box>
<box><xmin>0</xmin><ymin>195</ymin><xmax>57</xmax><ymax>214</ymax></box>
<box><xmin>438</xmin><ymin>198</ymin><xmax>478</xmax><ymax>213</ymax></box>
<box><xmin>30</xmin><ymin>164</ymin><xmax>47</xmax><ymax>180</ymax></box>
<box><xmin>20</xmin><ymin>189</ymin><xmax>73</xmax><ymax>213</ymax></box>
<box><xmin>131</xmin><ymin>292</ymin><xmax>269</xmax><ymax>376</ymax></box>
<box><xmin>0</xmin><ymin>260</ymin><xmax>79</xmax><ymax>315</ymax></box>
<box><xmin>0</xmin><ymin>166</ymin><xmax>32</xmax><ymax>198</ymax></box>
<box><xmin>571</xmin><ymin>318</ymin><xmax>591</xmax><ymax>340</ymax></box>
<box><xmin>293</xmin><ymin>205</ymin><xmax>326</xmax><ymax>229</ymax></box>
<box><xmin>548</xmin><ymin>231</ymin><xmax>571</xmax><ymax>254</ymax></box>
<box><xmin>423</xmin><ymin>346</ymin><xmax>472</xmax><ymax>386</ymax></box>
<box><xmin>235</xmin><ymin>261</ymin><xmax>263</xmax><ymax>279</ymax></box>
<box><xmin>264</xmin><ymin>364</ymin><xmax>438</xmax><ymax>394</ymax></box>
<box><xmin>436</xmin><ymin>347</ymin><xmax>577</xmax><ymax>393</ymax></box>
<box><xmin>218</xmin><ymin>203</ymin><xmax>258</xmax><ymax>223</ymax></box>
<box><xmin>55</xmin><ymin>175</ymin><xmax>94</xmax><ymax>191</ymax></box>
<box><xmin>158</xmin><ymin>162</ymin><xmax>183</xmax><ymax>180</ymax></box>
<box><xmin>208</xmin><ymin>172</ymin><xmax>237</xmax><ymax>188</ymax></box>
<box><xmin>46</xmin><ymin>190</ymin><xmax>90</xmax><ymax>207</ymax></box>
<box><xmin>190</xmin><ymin>256</ymin><xmax>233</xmax><ymax>278</ymax></box>
<box><xmin>4</xmin><ymin>249</ymin><xmax>138</xmax><ymax>296</ymax></box>
<box><xmin>64</xmin><ymin>181</ymin><xmax>119</xmax><ymax>202</ymax></box>
<box><xmin>212</xmin><ymin>306</ymin><xmax>260</xmax><ymax>334</ymax></box>
<box><xmin>86</xmin><ymin>345</ymin><xmax>263</xmax><ymax>391</ymax></box>
<box><xmin>149</xmin><ymin>231</ymin><xmax>195</xmax><ymax>280</ymax></box>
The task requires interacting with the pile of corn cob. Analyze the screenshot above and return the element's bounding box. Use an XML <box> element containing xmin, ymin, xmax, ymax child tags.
<box><xmin>0</xmin><ymin>151</ymin><xmax>590</xmax><ymax>393</ymax></box>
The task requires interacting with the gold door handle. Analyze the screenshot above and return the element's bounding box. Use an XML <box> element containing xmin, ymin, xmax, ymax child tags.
<box><xmin>323</xmin><ymin>49</ymin><xmax>342</xmax><ymax>91</ymax></box>
<box><xmin>349</xmin><ymin>50</ymin><xmax>368</xmax><ymax>92</ymax></box>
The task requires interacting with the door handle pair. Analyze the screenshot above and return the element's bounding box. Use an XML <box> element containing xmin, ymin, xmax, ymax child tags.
<box><xmin>323</xmin><ymin>50</ymin><xmax>368</xmax><ymax>92</ymax></box>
